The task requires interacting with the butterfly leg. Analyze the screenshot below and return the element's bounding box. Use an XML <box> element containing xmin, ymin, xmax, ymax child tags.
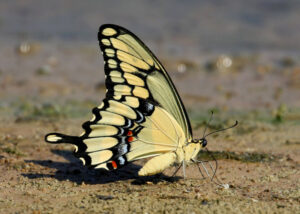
<box><xmin>138</xmin><ymin>152</ymin><xmax>177</xmax><ymax>176</ymax></box>
<box><xmin>171</xmin><ymin>162</ymin><xmax>182</xmax><ymax>177</ymax></box>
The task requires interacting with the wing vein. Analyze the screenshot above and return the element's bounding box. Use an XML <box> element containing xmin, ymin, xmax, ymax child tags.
<box><xmin>132</xmin><ymin>139</ymin><xmax>177</xmax><ymax>148</ymax></box>
<box><xmin>114</xmin><ymin>37</ymin><xmax>150</xmax><ymax>66</ymax></box>
<box><xmin>147</xmin><ymin>114</ymin><xmax>178</xmax><ymax>144</ymax></box>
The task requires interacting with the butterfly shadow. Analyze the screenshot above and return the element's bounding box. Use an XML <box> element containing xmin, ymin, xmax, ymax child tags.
<box><xmin>22</xmin><ymin>149</ymin><xmax>180</xmax><ymax>184</ymax></box>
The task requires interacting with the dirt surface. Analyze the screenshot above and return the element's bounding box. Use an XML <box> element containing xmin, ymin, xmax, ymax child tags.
<box><xmin>1</xmin><ymin>122</ymin><xmax>300</xmax><ymax>214</ymax></box>
<box><xmin>1</xmin><ymin>1</ymin><xmax>300</xmax><ymax>213</ymax></box>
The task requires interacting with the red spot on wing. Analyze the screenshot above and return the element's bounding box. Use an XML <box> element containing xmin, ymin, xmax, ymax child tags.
<box><xmin>111</xmin><ymin>161</ymin><xmax>117</xmax><ymax>169</ymax></box>
<box><xmin>128</xmin><ymin>136</ymin><xmax>134</xmax><ymax>142</ymax></box>
<box><xmin>127</xmin><ymin>130</ymin><xmax>133</xmax><ymax>136</ymax></box>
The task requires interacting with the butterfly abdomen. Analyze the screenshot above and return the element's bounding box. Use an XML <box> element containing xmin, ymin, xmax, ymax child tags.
<box><xmin>138</xmin><ymin>152</ymin><xmax>177</xmax><ymax>176</ymax></box>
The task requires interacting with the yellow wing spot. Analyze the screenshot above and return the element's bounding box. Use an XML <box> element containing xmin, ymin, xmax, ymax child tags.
<box><xmin>89</xmin><ymin>150</ymin><xmax>113</xmax><ymax>165</ymax></box>
<box><xmin>108</xmin><ymin>100</ymin><xmax>137</xmax><ymax>120</ymax></box>
<box><xmin>98</xmin><ymin>102</ymin><xmax>104</xmax><ymax>109</ymax></box>
<box><xmin>108</xmin><ymin>64</ymin><xmax>116</xmax><ymax>69</ymax></box>
<box><xmin>110</xmin><ymin>70</ymin><xmax>122</xmax><ymax>77</ymax></box>
<box><xmin>111</xmin><ymin>38</ymin><xmax>130</xmax><ymax>52</ymax></box>
<box><xmin>46</xmin><ymin>134</ymin><xmax>62</xmax><ymax>142</ymax></box>
<box><xmin>79</xmin><ymin>157</ymin><xmax>86</xmax><ymax>165</ymax></box>
<box><xmin>89</xmin><ymin>124</ymin><xmax>119</xmax><ymax>137</ymax></box>
<box><xmin>111</xmin><ymin>76</ymin><xmax>125</xmax><ymax>83</ymax></box>
<box><xmin>117</xmin><ymin>50</ymin><xmax>150</xmax><ymax>70</ymax></box>
<box><xmin>102</xmin><ymin>28</ymin><xmax>117</xmax><ymax>36</ymax></box>
<box><xmin>106</xmin><ymin>53</ymin><xmax>114</xmax><ymax>57</ymax></box>
<box><xmin>108</xmin><ymin>59</ymin><xmax>117</xmax><ymax>65</ymax></box>
<box><xmin>106</xmin><ymin>48</ymin><xmax>115</xmax><ymax>54</ymax></box>
<box><xmin>113</xmin><ymin>95</ymin><xmax>122</xmax><ymax>100</ymax></box>
<box><xmin>83</xmin><ymin>137</ymin><xmax>118</xmax><ymax>152</ymax></box>
<box><xmin>94</xmin><ymin>163</ymin><xmax>109</xmax><ymax>170</ymax></box>
<box><xmin>118</xmin><ymin>34</ymin><xmax>154</xmax><ymax>66</ymax></box>
<box><xmin>108</xmin><ymin>59</ymin><xmax>117</xmax><ymax>69</ymax></box>
<box><xmin>123</xmin><ymin>96</ymin><xmax>140</xmax><ymax>108</ymax></box>
<box><xmin>120</xmin><ymin>62</ymin><xmax>138</xmax><ymax>73</ymax></box>
<box><xmin>90</xmin><ymin>114</ymin><xmax>96</xmax><ymax>122</ymax></box>
<box><xmin>105</xmin><ymin>48</ymin><xmax>115</xmax><ymax>57</ymax></box>
<box><xmin>111</xmin><ymin>38</ymin><xmax>142</xmax><ymax>60</ymax></box>
<box><xmin>124</xmin><ymin>73</ymin><xmax>144</xmax><ymax>86</ymax></box>
<box><xmin>133</xmin><ymin>86</ymin><xmax>149</xmax><ymax>99</ymax></box>
<box><xmin>105</xmin><ymin>53</ymin><xmax>114</xmax><ymax>58</ymax></box>
<box><xmin>114</xmin><ymin>84</ymin><xmax>131</xmax><ymax>93</ymax></box>
<box><xmin>101</xmin><ymin>39</ymin><xmax>111</xmax><ymax>46</ymax></box>
<box><xmin>98</xmin><ymin>111</ymin><xmax>126</xmax><ymax>126</ymax></box>
<box><xmin>114</xmin><ymin>91</ymin><xmax>131</xmax><ymax>97</ymax></box>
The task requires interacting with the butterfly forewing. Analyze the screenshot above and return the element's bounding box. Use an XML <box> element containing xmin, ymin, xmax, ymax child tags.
<box><xmin>99</xmin><ymin>24</ymin><xmax>192</xmax><ymax>139</ymax></box>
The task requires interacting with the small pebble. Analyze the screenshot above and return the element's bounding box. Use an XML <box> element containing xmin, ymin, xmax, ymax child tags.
<box><xmin>222</xmin><ymin>184</ymin><xmax>230</xmax><ymax>189</ymax></box>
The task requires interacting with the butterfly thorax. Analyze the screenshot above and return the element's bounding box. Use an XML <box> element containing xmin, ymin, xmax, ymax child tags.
<box><xmin>175</xmin><ymin>138</ymin><xmax>207</xmax><ymax>163</ymax></box>
<box><xmin>173</xmin><ymin>140</ymin><xmax>200</xmax><ymax>163</ymax></box>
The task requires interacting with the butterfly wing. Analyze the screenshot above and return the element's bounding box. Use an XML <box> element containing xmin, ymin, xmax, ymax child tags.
<box><xmin>45</xmin><ymin>24</ymin><xmax>192</xmax><ymax>171</ymax></box>
<box><xmin>99</xmin><ymin>24</ymin><xmax>192</xmax><ymax>140</ymax></box>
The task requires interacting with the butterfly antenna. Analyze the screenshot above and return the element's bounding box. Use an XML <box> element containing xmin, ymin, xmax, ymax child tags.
<box><xmin>204</xmin><ymin>120</ymin><xmax>238</xmax><ymax>139</ymax></box>
<box><xmin>203</xmin><ymin>111</ymin><xmax>214</xmax><ymax>138</ymax></box>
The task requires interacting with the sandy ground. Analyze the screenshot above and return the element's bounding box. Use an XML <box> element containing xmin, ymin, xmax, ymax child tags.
<box><xmin>0</xmin><ymin>42</ymin><xmax>299</xmax><ymax>213</ymax></box>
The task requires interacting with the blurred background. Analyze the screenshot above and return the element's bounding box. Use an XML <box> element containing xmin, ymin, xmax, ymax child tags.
<box><xmin>1</xmin><ymin>0</ymin><xmax>300</xmax><ymax>120</ymax></box>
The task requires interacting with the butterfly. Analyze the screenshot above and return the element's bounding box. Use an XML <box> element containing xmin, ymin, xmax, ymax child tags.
<box><xmin>45</xmin><ymin>24</ymin><xmax>236</xmax><ymax>177</ymax></box>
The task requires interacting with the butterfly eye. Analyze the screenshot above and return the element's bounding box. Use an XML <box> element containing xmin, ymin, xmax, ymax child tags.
<box><xmin>200</xmin><ymin>138</ymin><xmax>207</xmax><ymax>147</ymax></box>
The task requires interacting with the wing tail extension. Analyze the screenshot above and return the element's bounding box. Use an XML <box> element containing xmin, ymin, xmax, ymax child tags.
<box><xmin>45</xmin><ymin>133</ymin><xmax>81</xmax><ymax>145</ymax></box>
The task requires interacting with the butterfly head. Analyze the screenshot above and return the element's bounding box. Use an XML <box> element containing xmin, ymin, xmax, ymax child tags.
<box><xmin>192</xmin><ymin>138</ymin><xmax>207</xmax><ymax>148</ymax></box>
<box><xmin>199</xmin><ymin>138</ymin><xmax>207</xmax><ymax>147</ymax></box>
